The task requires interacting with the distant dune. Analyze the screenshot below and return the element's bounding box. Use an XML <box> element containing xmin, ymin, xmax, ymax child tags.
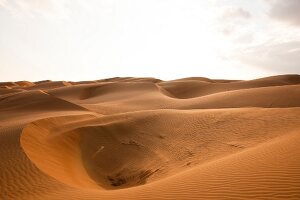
<box><xmin>1</xmin><ymin>74</ymin><xmax>300</xmax><ymax>199</ymax></box>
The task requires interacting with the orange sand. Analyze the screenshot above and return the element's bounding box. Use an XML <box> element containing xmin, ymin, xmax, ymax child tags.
<box><xmin>1</xmin><ymin>74</ymin><xmax>300</xmax><ymax>199</ymax></box>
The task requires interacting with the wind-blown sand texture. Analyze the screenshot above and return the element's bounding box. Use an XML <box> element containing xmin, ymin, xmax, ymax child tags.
<box><xmin>1</xmin><ymin>74</ymin><xmax>300</xmax><ymax>200</ymax></box>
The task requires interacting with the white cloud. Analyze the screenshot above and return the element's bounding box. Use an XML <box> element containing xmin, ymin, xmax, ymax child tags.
<box><xmin>231</xmin><ymin>40</ymin><xmax>300</xmax><ymax>73</ymax></box>
<box><xmin>221</xmin><ymin>6</ymin><xmax>251</xmax><ymax>21</ymax></box>
<box><xmin>217</xmin><ymin>6</ymin><xmax>252</xmax><ymax>36</ymax></box>
<box><xmin>0</xmin><ymin>0</ymin><xmax>71</xmax><ymax>20</ymax></box>
<box><xmin>234</xmin><ymin>33</ymin><xmax>254</xmax><ymax>44</ymax></box>
<box><xmin>268</xmin><ymin>0</ymin><xmax>300</xmax><ymax>26</ymax></box>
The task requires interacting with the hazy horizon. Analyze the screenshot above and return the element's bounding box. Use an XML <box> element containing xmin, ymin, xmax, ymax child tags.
<box><xmin>0</xmin><ymin>0</ymin><xmax>299</xmax><ymax>81</ymax></box>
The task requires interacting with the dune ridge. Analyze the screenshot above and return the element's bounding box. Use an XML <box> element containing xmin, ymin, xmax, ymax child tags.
<box><xmin>1</xmin><ymin>74</ymin><xmax>300</xmax><ymax>199</ymax></box>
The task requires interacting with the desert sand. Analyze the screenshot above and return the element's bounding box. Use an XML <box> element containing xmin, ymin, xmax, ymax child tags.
<box><xmin>1</xmin><ymin>74</ymin><xmax>300</xmax><ymax>199</ymax></box>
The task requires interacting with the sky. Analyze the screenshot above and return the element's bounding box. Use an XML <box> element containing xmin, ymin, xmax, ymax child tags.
<box><xmin>0</xmin><ymin>0</ymin><xmax>299</xmax><ymax>81</ymax></box>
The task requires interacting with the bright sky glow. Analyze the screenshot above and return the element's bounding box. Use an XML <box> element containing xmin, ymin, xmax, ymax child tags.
<box><xmin>0</xmin><ymin>0</ymin><xmax>299</xmax><ymax>81</ymax></box>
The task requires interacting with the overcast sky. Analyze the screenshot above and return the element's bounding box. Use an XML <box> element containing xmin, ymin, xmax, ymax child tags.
<box><xmin>0</xmin><ymin>0</ymin><xmax>299</xmax><ymax>81</ymax></box>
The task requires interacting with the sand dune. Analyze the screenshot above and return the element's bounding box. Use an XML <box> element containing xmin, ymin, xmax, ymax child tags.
<box><xmin>159</xmin><ymin>74</ymin><xmax>300</xmax><ymax>98</ymax></box>
<box><xmin>1</xmin><ymin>75</ymin><xmax>300</xmax><ymax>199</ymax></box>
<box><xmin>47</xmin><ymin>78</ymin><xmax>300</xmax><ymax>114</ymax></box>
<box><xmin>25</xmin><ymin>81</ymin><xmax>72</xmax><ymax>90</ymax></box>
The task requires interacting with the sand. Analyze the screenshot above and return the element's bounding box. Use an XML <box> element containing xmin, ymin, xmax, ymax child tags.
<box><xmin>1</xmin><ymin>74</ymin><xmax>300</xmax><ymax>199</ymax></box>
